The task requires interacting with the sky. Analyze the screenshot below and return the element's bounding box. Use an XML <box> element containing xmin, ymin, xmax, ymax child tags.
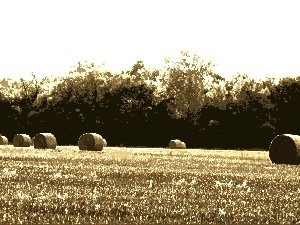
<box><xmin>0</xmin><ymin>0</ymin><xmax>300</xmax><ymax>83</ymax></box>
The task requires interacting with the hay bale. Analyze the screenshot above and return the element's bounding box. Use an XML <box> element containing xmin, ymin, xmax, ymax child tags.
<box><xmin>0</xmin><ymin>136</ymin><xmax>8</xmax><ymax>145</ymax></box>
<box><xmin>13</xmin><ymin>134</ymin><xmax>32</xmax><ymax>147</ymax></box>
<box><xmin>33</xmin><ymin>133</ymin><xmax>57</xmax><ymax>149</ymax></box>
<box><xmin>269</xmin><ymin>134</ymin><xmax>300</xmax><ymax>164</ymax></box>
<box><xmin>78</xmin><ymin>133</ymin><xmax>106</xmax><ymax>151</ymax></box>
<box><xmin>169</xmin><ymin>139</ymin><xmax>186</xmax><ymax>149</ymax></box>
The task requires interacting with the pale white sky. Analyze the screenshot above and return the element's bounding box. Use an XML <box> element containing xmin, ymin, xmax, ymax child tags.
<box><xmin>0</xmin><ymin>0</ymin><xmax>300</xmax><ymax>83</ymax></box>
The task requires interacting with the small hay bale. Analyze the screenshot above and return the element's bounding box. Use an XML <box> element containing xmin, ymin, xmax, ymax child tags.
<box><xmin>269</xmin><ymin>134</ymin><xmax>300</xmax><ymax>164</ymax></box>
<box><xmin>0</xmin><ymin>136</ymin><xmax>8</xmax><ymax>145</ymax></box>
<box><xmin>78</xmin><ymin>133</ymin><xmax>106</xmax><ymax>151</ymax></box>
<box><xmin>34</xmin><ymin>133</ymin><xmax>57</xmax><ymax>149</ymax></box>
<box><xmin>169</xmin><ymin>139</ymin><xmax>185</xmax><ymax>149</ymax></box>
<box><xmin>13</xmin><ymin>134</ymin><xmax>32</xmax><ymax>147</ymax></box>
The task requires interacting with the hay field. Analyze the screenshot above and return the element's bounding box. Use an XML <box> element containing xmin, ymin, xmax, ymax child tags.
<box><xmin>0</xmin><ymin>145</ymin><xmax>299</xmax><ymax>224</ymax></box>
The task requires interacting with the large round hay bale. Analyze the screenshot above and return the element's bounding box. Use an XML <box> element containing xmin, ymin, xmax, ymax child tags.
<box><xmin>78</xmin><ymin>133</ymin><xmax>106</xmax><ymax>151</ymax></box>
<box><xmin>269</xmin><ymin>134</ymin><xmax>300</xmax><ymax>164</ymax></box>
<box><xmin>34</xmin><ymin>133</ymin><xmax>57</xmax><ymax>149</ymax></box>
<box><xmin>169</xmin><ymin>139</ymin><xmax>186</xmax><ymax>149</ymax></box>
<box><xmin>0</xmin><ymin>136</ymin><xmax>8</xmax><ymax>145</ymax></box>
<box><xmin>13</xmin><ymin>134</ymin><xmax>32</xmax><ymax>147</ymax></box>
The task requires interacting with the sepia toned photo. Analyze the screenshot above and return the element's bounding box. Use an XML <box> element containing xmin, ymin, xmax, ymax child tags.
<box><xmin>0</xmin><ymin>0</ymin><xmax>299</xmax><ymax>223</ymax></box>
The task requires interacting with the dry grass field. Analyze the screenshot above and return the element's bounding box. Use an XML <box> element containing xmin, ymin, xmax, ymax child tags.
<box><xmin>0</xmin><ymin>145</ymin><xmax>299</xmax><ymax>224</ymax></box>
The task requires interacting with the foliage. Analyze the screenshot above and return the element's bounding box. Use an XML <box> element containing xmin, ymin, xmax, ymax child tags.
<box><xmin>268</xmin><ymin>76</ymin><xmax>300</xmax><ymax>135</ymax></box>
<box><xmin>100</xmin><ymin>80</ymin><xmax>156</xmax><ymax>146</ymax></box>
<box><xmin>0</xmin><ymin>53</ymin><xmax>296</xmax><ymax>149</ymax></box>
<box><xmin>0</xmin><ymin>73</ymin><xmax>49</xmax><ymax>140</ymax></box>
<box><xmin>160</xmin><ymin>51</ymin><xmax>225</xmax><ymax>121</ymax></box>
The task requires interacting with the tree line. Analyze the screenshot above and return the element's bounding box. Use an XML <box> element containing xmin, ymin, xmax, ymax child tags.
<box><xmin>0</xmin><ymin>51</ymin><xmax>299</xmax><ymax>150</ymax></box>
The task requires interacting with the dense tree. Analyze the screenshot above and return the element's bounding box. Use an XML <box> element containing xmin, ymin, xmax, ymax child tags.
<box><xmin>268</xmin><ymin>76</ymin><xmax>300</xmax><ymax>135</ymax></box>
<box><xmin>3</xmin><ymin>74</ymin><xmax>50</xmax><ymax>140</ymax></box>
<box><xmin>0</xmin><ymin>92</ymin><xmax>17</xmax><ymax>141</ymax></box>
<box><xmin>0</xmin><ymin>54</ymin><xmax>286</xmax><ymax>149</ymax></box>
<box><xmin>100</xmin><ymin>80</ymin><xmax>156</xmax><ymax>146</ymax></box>
<box><xmin>160</xmin><ymin>51</ymin><xmax>225</xmax><ymax>123</ymax></box>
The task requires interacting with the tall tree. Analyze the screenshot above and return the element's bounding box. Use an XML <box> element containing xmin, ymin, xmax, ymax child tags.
<box><xmin>160</xmin><ymin>51</ymin><xmax>224</xmax><ymax>122</ymax></box>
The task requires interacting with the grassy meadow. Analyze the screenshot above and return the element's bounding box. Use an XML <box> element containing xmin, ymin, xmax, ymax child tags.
<box><xmin>0</xmin><ymin>145</ymin><xmax>299</xmax><ymax>224</ymax></box>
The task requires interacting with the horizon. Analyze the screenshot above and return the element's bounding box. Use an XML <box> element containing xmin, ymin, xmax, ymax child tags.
<box><xmin>1</xmin><ymin>0</ymin><xmax>300</xmax><ymax>83</ymax></box>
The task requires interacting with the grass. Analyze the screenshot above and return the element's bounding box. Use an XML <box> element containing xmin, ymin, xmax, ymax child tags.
<box><xmin>0</xmin><ymin>145</ymin><xmax>299</xmax><ymax>224</ymax></box>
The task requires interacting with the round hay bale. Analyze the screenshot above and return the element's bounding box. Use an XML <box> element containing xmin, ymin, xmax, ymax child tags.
<box><xmin>78</xmin><ymin>133</ymin><xmax>106</xmax><ymax>151</ymax></box>
<box><xmin>13</xmin><ymin>134</ymin><xmax>32</xmax><ymax>147</ymax></box>
<box><xmin>0</xmin><ymin>136</ymin><xmax>8</xmax><ymax>145</ymax></box>
<box><xmin>34</xmin><ymin>133</ymin><xmax>57</xmax><ymax>149</ymax></box>
<box><xmin>269</xmin><ymin>134</ymin><xmax>300</xmax><ymax>164</ymax></box>
<box><xmin>169</xmin><ymin>139</ymin><xmax>185</xmax><ymax>149</ymax></box>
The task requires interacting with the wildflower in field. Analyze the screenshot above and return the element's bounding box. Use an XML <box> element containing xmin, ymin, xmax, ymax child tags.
<box><xmin>53</xmin><ymin>172</ymin><xmax>62</xmax><ymax>179</ymax></box>
<box><xmin>236</xmin><ymin>180</ymin><xmax>247</xmax><ymax>189</ymax></box>
<box><xmin>148</xmin><ymin>179</ymin><xmax>154</xmax><ymax>188</ymax></box>
<box><xmin>57</xmin><ymin>193</ymin><xmax>63</xmax><ymax>199</ymax></box>
<box><xmin>190</xmin><ymin>177</ymin><xmax>197</xmax><ymax>186</ymax></box>
<box><xmin>95</xmin><ymin>204</ymin><xmax>101</xmax><ymax>211</ymax></box>
<box><xmin>176</xmin><ymin>178</ymin><xmax>186</xmax><ymax>186</ymax></box>
<box><xmin>219</xmin><ymin>208</ymin><xmax>226</xmax><ymax>215</ymax></box>
<box><xmin>215</xmin><ymin>180</ymin><xmax>222</xmax><ymax>186</ymax></box>
<box><xmin>215</xmin><ymin>180</ymin><xmax>226</xmax><ymax>187</ymax></box>
<box><xmin>227</xmin><ymin>180</ymin><xmax>233</xmax><ymax>188</ymax></box>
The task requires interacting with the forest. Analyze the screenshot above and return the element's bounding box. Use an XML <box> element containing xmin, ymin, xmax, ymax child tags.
<box><xmin>1</xmin><ymin>51</ymin><xmax>299</xmax><ymax>150</ymax></box>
